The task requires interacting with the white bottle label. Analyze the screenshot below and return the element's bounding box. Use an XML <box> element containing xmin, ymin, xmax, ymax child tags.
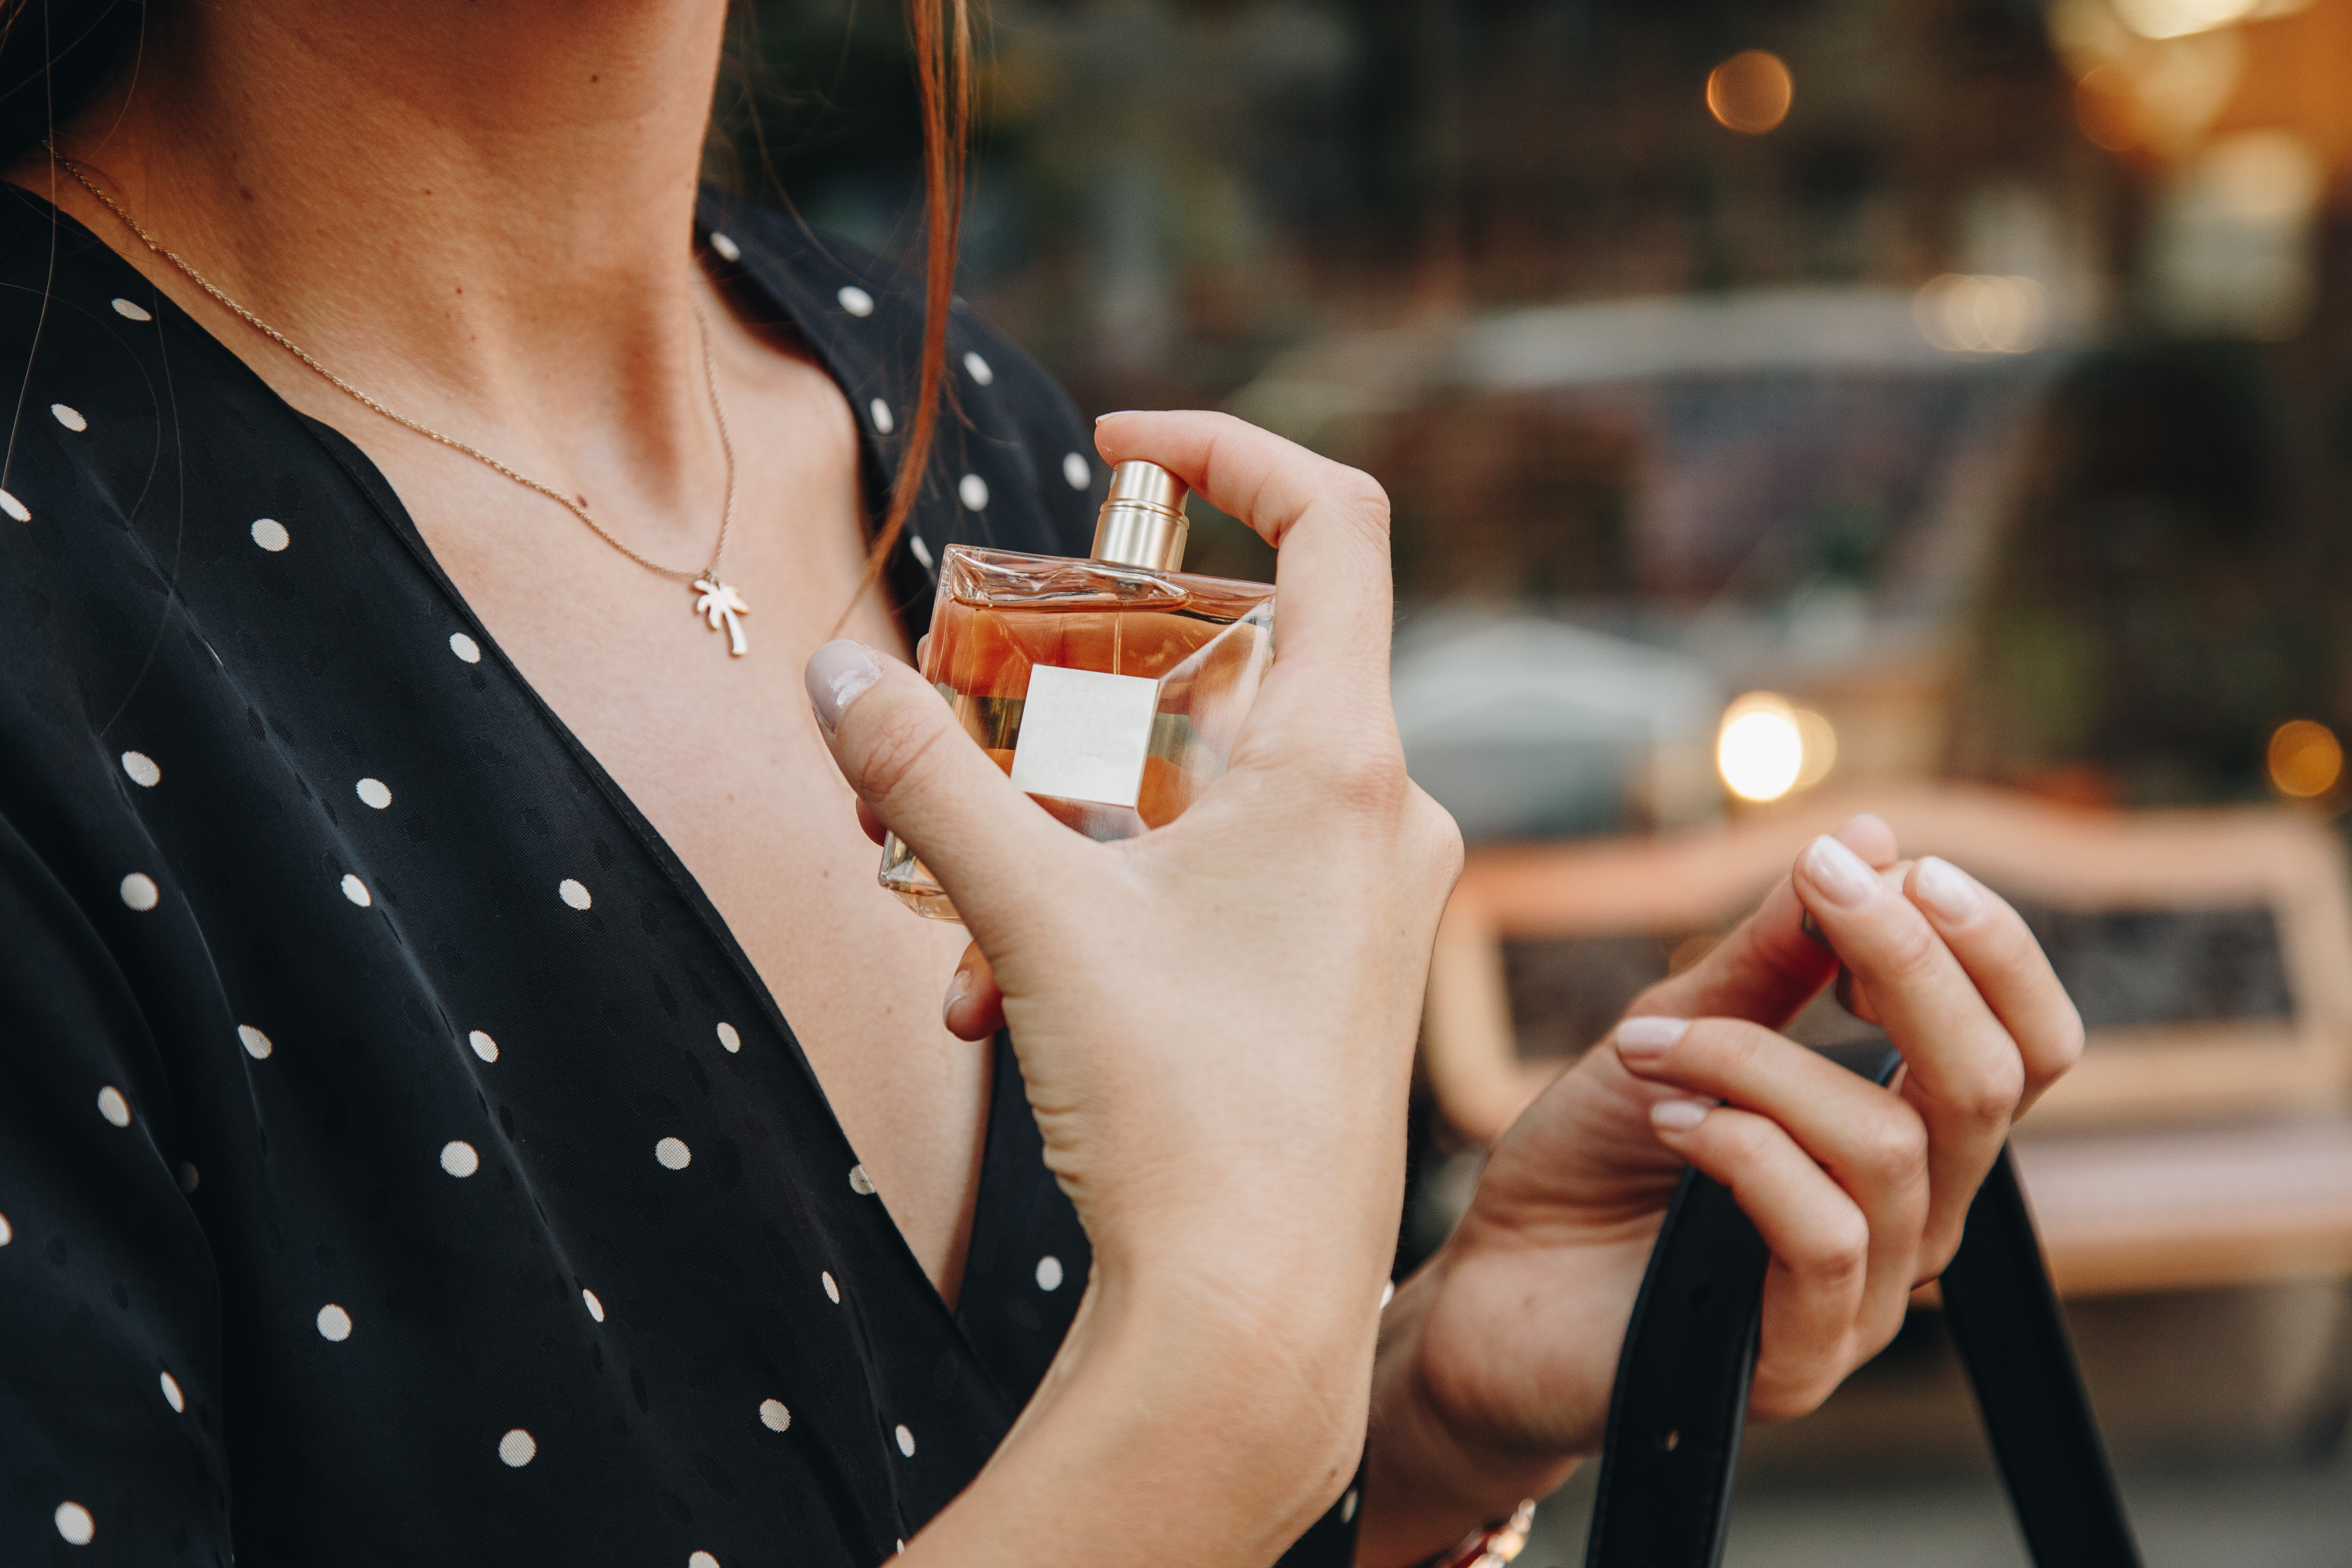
<box><xmin>1009</xmin><ymin>665</ymin><xmax>1159</xmax><ymax>809</ymax></box>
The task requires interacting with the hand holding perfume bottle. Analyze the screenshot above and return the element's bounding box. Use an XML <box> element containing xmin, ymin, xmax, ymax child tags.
<box><xmin>879</xmin><ymin>458</ymin><xmax>1277</xmax><ymax>919</ymax></box>
<box><xmin>803</xmin><ymin>414</ymin><xmax>1463</xmax><ymax>1557</ymax></box>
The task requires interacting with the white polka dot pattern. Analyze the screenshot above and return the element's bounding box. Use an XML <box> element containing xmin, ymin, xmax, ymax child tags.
<box><xmin>709</xmin><ymin>232</ymin><xmax>741</xmax><ymax>262</ymax></box>
<box><xmin>1063</xmin><ymin>451</ymin><xmax>1091</xmax><ymax>490</ymax></box>
<box><xmin>0</xmin><ymin>216</ymin><xmax>1119</xmax><ymax>1568</ymax></box>
<box><xmin>837</xmin><ymin>285</ymin><xmax>875</xmax><ymax>317</ymax></box>
<box><xmin>54</xmin><ymin>1500</ymin><xmax>94</xmax><ymax>1544</ymax></box>
<box><xmin>558</xmin><ymin>878</ymin><xmax>592</xmax><ymax>911</ymax></box>
<box><xmin>0</xmin><ymin>488</ymin><xmax>27</xmax><ymax>522</ymax></box>
<box><xmin>112</xmin><ymin>296</ymin><xmax>152</xmax><ymax>320</ymax></box>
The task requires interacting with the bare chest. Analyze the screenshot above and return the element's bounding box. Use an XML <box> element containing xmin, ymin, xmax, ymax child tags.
<box><xmin>304</xmin><ymin>343</ymin><xmax>989</xmax><ymax>1302</ymax></box>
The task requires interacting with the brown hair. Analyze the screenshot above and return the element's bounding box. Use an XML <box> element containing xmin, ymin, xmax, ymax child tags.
<box><xmin>862</xmin><ymin>0</ymin><xmax>973</xmax><ymax>599</ymax></box>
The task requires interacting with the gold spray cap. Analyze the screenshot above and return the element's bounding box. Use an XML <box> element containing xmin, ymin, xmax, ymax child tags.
<box><xmin>1090</xmin><ymin>460</ymin><xmax>1190</xmax><ymax>572</ymax></box>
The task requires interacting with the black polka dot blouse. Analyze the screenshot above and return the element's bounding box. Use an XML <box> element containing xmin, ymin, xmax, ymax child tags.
<box><xmin>0</xmin><ymin>186</ymin><xmax>1362</xmax><ymax>1566</ymax></box>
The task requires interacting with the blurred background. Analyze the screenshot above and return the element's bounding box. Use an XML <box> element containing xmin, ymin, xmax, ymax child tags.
<box><xmin>715</xmin><ymin>2</ymin><xmax>2352</xmax><ymax>1561</ymax></box>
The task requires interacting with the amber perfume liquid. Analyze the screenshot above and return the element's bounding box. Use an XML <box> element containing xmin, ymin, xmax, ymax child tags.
<box><xmin>879</xmin><ymin>543</ymin><xmax>1275</xmax><ymax>921</ymax></box>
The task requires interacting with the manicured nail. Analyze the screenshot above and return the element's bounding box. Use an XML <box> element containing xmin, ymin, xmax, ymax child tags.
<box><xmin>1615</xmin><ymin>1015</ymin><xmax>1691</xmax><ymax>1066</ymax></box>
<box><xmin>1912</xmin><ymin>856</ymin><xmax>1985</xmax><ymax>925</ymax></box>
<box><xmin>1803</xmin><ymin>833</ymin><xmax>1880</xmax><ymax>909</ymax></box>
<box><xmin>1094</xmin><ymin>410</ymin><xmax>1146</xmax><ymax>422</ymax></box>
<box><xmin>942</xmin><ymin>967</ymin><xmax>970</xmax><ymax>1025</ymax></box>
<box><xmin>1651</xmin><ymin>1097</ymin><xmax>1716</xmax><ymax>1132</ymax></box>
<box><xmin>805</xmin><ymin>640</ymin><xmax>881</xmax><ymax>737</ymax></box>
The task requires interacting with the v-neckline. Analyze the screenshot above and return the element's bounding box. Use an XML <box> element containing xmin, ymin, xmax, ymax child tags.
<box><xmin>13</xmin><ymin>184</ymin><xmax>1011</xmax><ymax>1369</ymax></box>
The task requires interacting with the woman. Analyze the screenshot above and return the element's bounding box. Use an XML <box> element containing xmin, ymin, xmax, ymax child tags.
<box><xmin>0</xmin><ymin>2</ymin><xmax>2081</xmax><ymax>1564</ymax></box>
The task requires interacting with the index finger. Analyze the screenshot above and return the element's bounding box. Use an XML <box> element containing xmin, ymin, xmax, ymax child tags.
<box><xmin>1094</xmin><ymin>410</ymin><xmax>1394</xmax><ymax>693</ymax></box>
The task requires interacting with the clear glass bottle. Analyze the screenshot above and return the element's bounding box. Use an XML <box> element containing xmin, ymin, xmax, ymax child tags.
<box><xmin>880</xmin><ymin>461</ymin><xmax>1276</xmax><ymax>921</ymax></box>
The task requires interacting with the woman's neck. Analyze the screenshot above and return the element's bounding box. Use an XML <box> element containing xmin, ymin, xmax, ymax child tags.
<box><xmin>30</xmin><ymin>0</ymin><xmax>735</xmax><ymax>509</ymax></box>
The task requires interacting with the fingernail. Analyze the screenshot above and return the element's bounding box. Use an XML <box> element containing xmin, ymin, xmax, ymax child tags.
<box><xmin>942</xmin><ymin>968</ymin><xmax>970</xmax><ymax>1025</ymax></box>
<box><xmin>1615</xmin><ymin>1014</ymin><xmax>1691</xmax><ymax>1066</ymax></box>
<box><xmin>1912</xmin><ymin>856</ymin><xmax>1985</xmax><ymax>925</ymax></box>
<box><xmin>805</xmin><ymin>640</ymin><xmax>881</xmax><ymax>737</ymax></box>
<box><xmin>1651</xmin><ymin>1097</ymin><xmax>1716</xmax><ymax>1132</ymax></box>
<box><xmin>1094</xmin><ymin>410</ymin><xmax>1146</xmax><ymax>422</ymax></box>
<box><xmin>1803</xmin><ymin>833</ymin><xmax>1880</xmax><ymax>909</ymax></box>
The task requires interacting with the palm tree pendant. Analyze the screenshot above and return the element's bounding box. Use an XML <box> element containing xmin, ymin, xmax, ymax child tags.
<box><xmin>694</xmin><ymin>576</ymin><xmax>751</xmax><ymax>656</ymax></box>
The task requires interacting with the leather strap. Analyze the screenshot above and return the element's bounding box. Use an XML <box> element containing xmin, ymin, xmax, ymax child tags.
<box><xmin>1582</xmin><ymin>1044</ymin><xmax>2141</xmax><ymax>1568</ymax></box>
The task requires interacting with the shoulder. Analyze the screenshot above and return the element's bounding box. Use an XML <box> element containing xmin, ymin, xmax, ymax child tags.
<box><xmin>695</xmin><ymin>190</ymin><xmax>1104</xmax><ymax>562</ymax></box>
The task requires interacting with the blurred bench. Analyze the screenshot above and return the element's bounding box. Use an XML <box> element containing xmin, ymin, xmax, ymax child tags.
<box><xmin>1422</xmin><ymin>783</ymin><xmax>2352</xmax><ymax>1299</ymax></box>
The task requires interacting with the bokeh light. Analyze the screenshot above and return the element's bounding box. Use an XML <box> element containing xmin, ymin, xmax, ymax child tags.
<box><xmin>1914</xmin><ymin>274</ymin><xmax>2047</xmax><ymax>354</ymax></box>
<box><xmin>2112</xmin><ymin>0</ymin><xmax>2266</xmax><ymax>41</ymax></box>
<box><xmin>1718</xmin><ymin>693</ymin><xmax>1806</xmax><ymax>802</ymax></box>
<box><xmin>1706</xmin><ymin>51</ymin><xmax>1794</xmax><ymax>136</ymax></box>
<box><xmin>2267</xmin><ymin>719</ymin><xmax>2343</xmax><ymax>799</ymax></box>
<box><xmin>1793</xmin><ymin>708</ymin><xmax>1839</xmax><ymax>790</ymax></box>
<box><xmin>2073</xmin><ymin>65</ymin><xmax>2139</xmax><ymax>152</ymax></box>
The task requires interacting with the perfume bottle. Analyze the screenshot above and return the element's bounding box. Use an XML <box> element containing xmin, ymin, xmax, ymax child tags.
<box><xmin>880</xmin><ymin>460</ymin><xmax>1276</xmax><ymax>921</ymax></box>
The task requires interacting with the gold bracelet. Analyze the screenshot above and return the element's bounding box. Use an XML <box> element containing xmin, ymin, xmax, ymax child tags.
<box><xmin>1430</xmin><ymin>1499</ymin><xmax>1537</xmax><ymax>1568</ymax></box>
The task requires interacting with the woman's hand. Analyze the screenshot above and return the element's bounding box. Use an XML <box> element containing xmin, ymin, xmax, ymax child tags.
<box><xmin>1358</xmin><ymin>814</ymin><xmax>2083</xmax><ymax>1566</ymax></box>
<box><xmin>806</xmin><ymin>411</ymin><xmax>1462</xmax><ymax>1568</ymax></box>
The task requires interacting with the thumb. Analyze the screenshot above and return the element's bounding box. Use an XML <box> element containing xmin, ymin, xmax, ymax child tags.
<box><xmin>805</xmin><ymin>639</ymin><xmax>1082</xmax><ymax>935</ymax></box>
<box><xmin>1629</xmin><ymin>812</ymin><xmax>1898</xmax><ymax>1028</ymax></box>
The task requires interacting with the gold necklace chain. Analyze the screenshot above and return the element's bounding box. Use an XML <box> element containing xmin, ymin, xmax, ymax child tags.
<box><xmin>48</xmin><ymin>145</ymin><xmax>753</xmax><ymax>655</ymax></box>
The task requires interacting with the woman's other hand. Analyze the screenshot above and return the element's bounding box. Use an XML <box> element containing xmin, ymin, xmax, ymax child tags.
<box><xmin>806</xmin><ymin>410</ymin><xmax>1463</xmax><ymax>1567</ymax></box>
<box><xmin>1359</xmin><ymin>814</ymin><xmax>2082</xmax><ymax>1566</ymax></box>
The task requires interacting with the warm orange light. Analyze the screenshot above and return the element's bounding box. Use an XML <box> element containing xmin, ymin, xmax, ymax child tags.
<box><xmin>1706</xmin><ymin>51</ymin><xmax>1794</xmax><ymax>136</ymax></box>
<box><xmin>2268</xmin><ymin>720</ymin><xmax>2343</xmax><ymax>799</ymax></box>
<box><xmin>2073</xmin><ymin>65</ymin><xmax>2139</xmax><ymax>153</ymax></box>
<box><xmin>1718</xmin><ymin>692</ymin><xmax>1805</xmax><ymax>802</ymax></box>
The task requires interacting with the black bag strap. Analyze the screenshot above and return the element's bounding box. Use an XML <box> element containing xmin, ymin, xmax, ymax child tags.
<box><xmin>1581</xmin><ymin>1044</ymin><xmax>2141</xmax><ymax>1568</ymax></box>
